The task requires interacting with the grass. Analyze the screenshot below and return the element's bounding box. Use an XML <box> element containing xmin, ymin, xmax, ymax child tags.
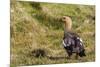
<box><xmin>10</xmin><ymin>1</ymin><xmax>95</xmax><ymax>67</ymax></box>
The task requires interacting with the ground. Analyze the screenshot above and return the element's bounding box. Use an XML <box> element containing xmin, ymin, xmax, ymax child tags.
<box><xmin>10</xmin><ymin>1</ymin><xmax>95</xmax><ymax>67</ymax></box>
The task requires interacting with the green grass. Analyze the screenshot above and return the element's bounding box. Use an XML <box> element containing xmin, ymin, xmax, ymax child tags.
<box><xmin>10</xmin><ymin>1</ymin><xmax>95</xmax><ymax>67</ymax></box>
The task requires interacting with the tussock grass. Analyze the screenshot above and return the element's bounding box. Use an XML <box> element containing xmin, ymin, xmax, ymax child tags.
<box><xmin>10</xmin><ymin>1</ymin><xmax>95</xmax><ymax>67</ymax></box>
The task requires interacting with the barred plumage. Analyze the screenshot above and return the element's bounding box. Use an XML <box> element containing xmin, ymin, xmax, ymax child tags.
<box><xmin>62</xmin><ymin>16</ymin><xmax>86</xmax><ymax>58</ymax></box>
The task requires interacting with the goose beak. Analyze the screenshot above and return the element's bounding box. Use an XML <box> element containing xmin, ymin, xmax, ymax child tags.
<box><xmin>62</xmin><ymin>16</ymin><xmax>66</xmax><ymax>22</ymax></box>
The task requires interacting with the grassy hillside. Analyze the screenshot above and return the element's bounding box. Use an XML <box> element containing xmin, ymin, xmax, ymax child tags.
<box><xmin>10</xmin><ymin>1</ymin><xmax>95</xmax><ymax>67</ymax></box>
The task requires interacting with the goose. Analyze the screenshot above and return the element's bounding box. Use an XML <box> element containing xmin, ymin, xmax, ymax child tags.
<box><xmin>62</xmin><ymin>16</ymin><xmax>86</xmax><ymax>59</ymax></box>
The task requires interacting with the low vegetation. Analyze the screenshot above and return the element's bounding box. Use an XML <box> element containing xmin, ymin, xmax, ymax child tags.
<box><xmin>10</xmin><ymin>1</ymin><xmax>95</xmax><ymax>67</ymax></box>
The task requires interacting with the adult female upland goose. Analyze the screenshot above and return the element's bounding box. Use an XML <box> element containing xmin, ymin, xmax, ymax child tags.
<box><xmin>62</xmin><ymin>16</ymin><xmax>86</xmax><ymax>58</ymax></box>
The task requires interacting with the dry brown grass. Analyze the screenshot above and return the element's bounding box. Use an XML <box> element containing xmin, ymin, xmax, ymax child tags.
<box><xmin>10</xmin><ymin>1</ymin><xmax>95</xmax><ymax>67</ymax></box>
